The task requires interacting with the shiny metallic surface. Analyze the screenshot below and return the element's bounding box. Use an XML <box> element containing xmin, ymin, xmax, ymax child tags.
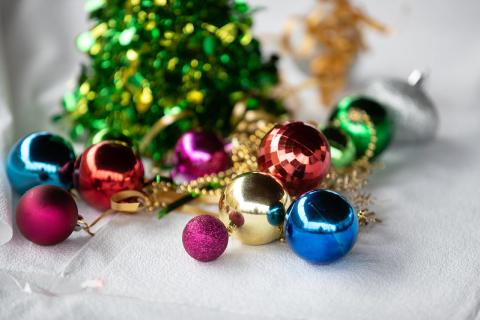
<box><xmin>321</xmin><ymin>125</ymin><xmax>356</xmax><ymax>168</ymax></box>
<box><xmin>74</xmin><ymin>141</ymin><xmax>144</xmax><ymax>211</ymax></box>
<box><xmin>330</xmin><ymin>96</ymin><xmax>393</xmax><ymax>158</ymax></box>
<box><xmin>285</xmin><ymin>189</ymin><xmax>358</xmax><ymax>264</ymax></box>
<box><xmin>172</xmin><ymin>130</ymin><xmax>230</xmax><ymax>182</ymax></box>
<box><xmin>257</xmin><ymin>122</ymin><xmax>331</xmax><ymax>197</ymax></box>
<box><xmin>219</xmin><ymin>172</ymin><xmax>291</xmax><ymax>245</ymax></box>
<box><xmin>6</xmin><ymin>131</ymin><xmax>76</xmax><ymax>194</ymax></box>
<box><xmin>363</xmin><ymin>73</ymin><xmax>439</xmax><ymax>143</ymax></box>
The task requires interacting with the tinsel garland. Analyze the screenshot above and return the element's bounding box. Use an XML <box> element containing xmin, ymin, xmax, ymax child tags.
<box><xmin>60</xmin><ymin>0</ymin><xmax>286</xmax><ymax>161</ymax></box>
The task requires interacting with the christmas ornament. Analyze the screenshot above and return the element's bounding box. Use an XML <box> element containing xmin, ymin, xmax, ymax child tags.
<box><xmin>6</xmin><ymin>131</ymin><xmax>76</xmax><ymax>194</ymax></box>
<box><xmin>172</xmin><ymin>130</ymin><xmax>230</xmax><ymax>182</ymax></box>
<box><xmin>182</xmin><ymin>215</ymin><xmax>229</xmax><ymax>262</ymax></box>
<box><xmin>61</xmin><ymin>0</ymin><xmax>286</xmax><ymax>161</ymax></box>
<box><xmin>285</xmin><ymin>189</ymin><xmax>358</xmax><ymax>264</ymax></box>
<box><xmin>321</xmin><ymin>125</ymin><xmax>356</xmax><ymax>168</ymax></box>
<box><xmin>16</xmin><ymin>185</ymin><xmax>78</xmax><ymax>245</ymax></box>
<box><xmin>363</xmin><ymin>70</ymin><xmax>439</xmax><ymax>143</ymax></box>
<box><xmin>330</xmin><ymin>96</ymin><xmax>392</xmax><ymax>159</ymax></box>
<box><xmin>257</xmin><ymin>121</ymin><xmax>331</xmax><ymax>196</ymax></box>
<box><xmin>74</xmin><ymin>141</ymin><xmax>144</xmax><ymax>211</ymax></box>
<box><xmin>282</xmin><ymin>0</ymin><xmax>387</xmax><ymax>105</ymax></box>
<box><xmin>219</xmin><ymin>172</ymin><xmax>291</xmax><ymax>245</ymax></box>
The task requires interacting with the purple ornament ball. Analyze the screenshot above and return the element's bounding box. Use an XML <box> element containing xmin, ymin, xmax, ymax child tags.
<box><xmin>182</xmin><ymin>215</ymin><xmax>229</xmax><ymax>262</ymax></box>
<box><xmin>16</xmin><ymin>185</ymin><xmax>78</xmax><ymax>245</ymax></box>
<box><xmin>173</xmin><ymin>130</ymin><xmax>230</xmax><ymax>181</ymax></box>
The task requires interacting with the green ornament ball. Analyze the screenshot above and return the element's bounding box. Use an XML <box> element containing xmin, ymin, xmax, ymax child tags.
<box><xmin>321</xmin><ymin>125</ymin><xmax>356</xmax><ymax>168</ymax></box>
<box><xmin>329</xmin><ymin>96</ymin><xmax>393</xmax><ymax>159</ymax></box>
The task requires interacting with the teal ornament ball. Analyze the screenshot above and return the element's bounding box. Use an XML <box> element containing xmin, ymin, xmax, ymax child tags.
<box><xmin>6</xmin><ymin>132</ymin><xmax>75</xmax><ymax>194</ymax></box>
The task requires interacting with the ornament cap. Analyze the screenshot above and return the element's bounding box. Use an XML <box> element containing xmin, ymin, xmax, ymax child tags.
<box><xmin>407</xmin><ymin>69</ymin><xmax>426</xmax><ymax>87</ymax></box>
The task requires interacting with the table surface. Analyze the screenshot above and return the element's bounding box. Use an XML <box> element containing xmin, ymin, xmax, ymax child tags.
<box><xmin>0</xmin><ymin>0</ymin><xmax>480</xmax><ymax>319</ymax></box>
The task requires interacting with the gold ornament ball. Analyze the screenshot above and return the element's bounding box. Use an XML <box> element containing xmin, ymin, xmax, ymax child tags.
<box><xmin>219</xmin><ymin>172</ymin><xmax>291</xmax><ymax>245</ymax></box>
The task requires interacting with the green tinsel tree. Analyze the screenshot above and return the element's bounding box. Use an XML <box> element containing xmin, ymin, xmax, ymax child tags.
<box><xmin>62</xmin><ymin>0</ymin><xmax>285</xmax><ymax>161</ymax></box>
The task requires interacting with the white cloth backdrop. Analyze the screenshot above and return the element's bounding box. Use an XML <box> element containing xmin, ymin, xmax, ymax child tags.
<box><xmin>1</xmin><ymin>0</ymin><xmax>480</xmax><ymax>319</ymax></box>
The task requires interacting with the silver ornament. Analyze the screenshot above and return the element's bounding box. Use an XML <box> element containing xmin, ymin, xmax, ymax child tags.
<box><xmin>363</xmin><ymin>70</ymin><xmax>439</xmax><ymax>143</ymax></box>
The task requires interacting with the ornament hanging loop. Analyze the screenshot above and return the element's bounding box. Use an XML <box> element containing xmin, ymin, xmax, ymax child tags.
<box><xmin>75</xmin><ymin>215</ymin><xmax>95</xmax><ymax>236</ymax></box>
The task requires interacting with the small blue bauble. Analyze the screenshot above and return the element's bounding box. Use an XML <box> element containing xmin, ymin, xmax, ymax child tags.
<box><xmin>285</xmin><ymin>189</ymin><xmax>358</xmax><ymax>264</ymax></box>
<box><xmin>6</xmin><ymin>132</ymin><xmax>76</xmax><ymax>194</ymax></box>
<box><xmin>267</xmin><ymin>202</ymin><xmax>286</xmax><ymax>226</ymax></box>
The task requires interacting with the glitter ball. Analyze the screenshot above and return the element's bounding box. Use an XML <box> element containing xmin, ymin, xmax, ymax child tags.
<box><xmin>182</xmin><ymin>215</ymin><xmax>228</xmax><ymax>262</ymax></box>
<box><xmin>257</xmin><ymin>122</ymin><xmax>331</xmax><ymax>197</ymax></box>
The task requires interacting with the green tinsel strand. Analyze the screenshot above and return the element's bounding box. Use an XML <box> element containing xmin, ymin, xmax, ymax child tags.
<box><xmin>61</xmin><ymin>0</ymin><xmax>286</xmax><ymax>161</ymax></box>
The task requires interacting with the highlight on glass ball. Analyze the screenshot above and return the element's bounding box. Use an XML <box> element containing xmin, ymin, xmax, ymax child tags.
<box><xmin>74</xmin><ymin>140</ymin><xmax>145</xmax><ymax>211</ymax></box>
<box><xmin>285</xmin><ymin>189</ymin><xmax>359</xmax><ymax>264</ymax></box>
<box><xmin>257</xmin><ymin>121</ymin><xmax>331</xmax><ymax>197</ymax></box>
<box><xmin>219</xmin><ymin>171</ymin><xmax>291</xmax><ymax>245</ymax></box>
<box><xmin>172</xmin><ymin>130</ymin><xmax>231</xmax><ymax>182</ymax></box>
<box><xmin>6</xmin><ymin>131</ymin><xmax>76</xmax><ymax>194</ymax></box>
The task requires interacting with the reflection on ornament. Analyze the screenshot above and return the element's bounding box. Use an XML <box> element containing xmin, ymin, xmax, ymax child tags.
<box><xmin>330</xmin><ymin>96</ymin><xmax>392</xmax><ymax>159</ymax></box>
<box><xmin>258</xmin><ymin>122</ymin><xmax>331</xmax><ymax>196</ymax></box>
<box><xmin>6</xmin><ymin>131</ymin><xmax>76</xmax><ymax>194</ymax></box>
<box><xmin>321</xmin><ymin>125</ymin><xmax>356</xmax><ymax>168</ymax></box>
<box><xmin>74</xmin><ymin>141</ymin><xmax>144</xmax><ymax>211</ymax></box>
<box><xmin>16</xmin><ymin>185</ymin><xmax>78</xmax><ymax>245</ymax></box>
<box><xmin>172</xmin><ymin>130</ymin><xmax>230</xmax><ymax>182</ymax></box>
<box><xmin>219</xmin><ymin>172</ymin><xmax>290</xmax><ymax>245</ymax></box>
<box><xmin>285</xmin><ymin>189</ymin><xmax>358</xmax><ymax>264</ymax></box>
<box><xmin>363</xmin><ymin>70</ymin><xmax>439</xmax><ymax>143</ymax></box>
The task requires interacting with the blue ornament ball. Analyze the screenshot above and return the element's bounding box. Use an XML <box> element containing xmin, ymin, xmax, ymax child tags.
<box><xmin>6</xmin><ymin>132</ymin><xmax>76</xmax><ymax>194</ymax></box>
<box><xmin>285</xmin><ymin>189</ymin><xmax>358</xmax><ymax>264</ymax></box>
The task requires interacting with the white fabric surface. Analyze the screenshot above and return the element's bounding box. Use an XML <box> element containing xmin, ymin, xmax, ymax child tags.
<box><xmin>1</xmin><ymin>0</ymin><xmax>480</xmax><ymax>319</ymax></box>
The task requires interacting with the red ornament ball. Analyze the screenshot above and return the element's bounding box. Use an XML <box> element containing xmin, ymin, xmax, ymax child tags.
<box><xmin>16</xmin><ymin>185</ymin><xmax>78</xmax><ymax>245</ymax></box>
<box><xmin>74</xmin><ymin>141</ymin><xmax>144</xmax><ymax>211</ymax></box>
<box><xmin>182</xmin><ymin>215</ymin><xmax>229</xmax><ymax>262</ymax></box>
<box><xmin>257</xmin><ymin>121</ymin><xmax>331</xmax><ymax>197</ymax></box>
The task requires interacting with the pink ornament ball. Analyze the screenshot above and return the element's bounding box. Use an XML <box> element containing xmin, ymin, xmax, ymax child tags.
<box><xmin>16</xmin><ymin>185</ymin><xmax>78</xmax><ymax>245</ymax></box>
<box><xmin>172</xmin><ymin>130</ymin><xmax>230</xmax><ymax>181</ymax></box>
<box><xmin>182</xmin><ymin>215</ymin><xmax>228</xmax><ymax>262</ymax></box>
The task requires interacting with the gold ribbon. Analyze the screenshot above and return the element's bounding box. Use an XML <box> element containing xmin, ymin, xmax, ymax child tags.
<box><xmin>139</xmin><ymin>110</ymin><xmax>192</xmax><ymax>154</ymax></box>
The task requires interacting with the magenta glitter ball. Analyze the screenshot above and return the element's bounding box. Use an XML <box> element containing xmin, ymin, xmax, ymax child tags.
<box><xmin>182</xmin><ymin>215</ymin><xmax>229</xmax><ymax>262</ymax></box>
<box><xmin>257</xmin><ymin>121</ymin><xmax>331</xmax><ymax>197</ymax></box>
<box><xmin>172</xmin><ymin>130</ymin><xmax>230</xmax><ymax>181</ymax></box>
<box><xmin>16</xmin><ymin>185</ymin><xmax>78</xmax><ymax>245</ymax></box>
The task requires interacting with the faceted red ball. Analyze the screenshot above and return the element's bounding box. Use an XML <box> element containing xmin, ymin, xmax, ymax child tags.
<box><xmin>16</xmin><ymin>185</ymin><xmax>78</xmax><ymax>245</ymax></box>
<box><xmin>74</xmin><ymin>141</ymin><xmax>144</xmax><ymax>211</ymax></box>
<box><xmin>257</xmin><ymin>121</ymin><xmax>331</xmax><ymax>197</ymax></box>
